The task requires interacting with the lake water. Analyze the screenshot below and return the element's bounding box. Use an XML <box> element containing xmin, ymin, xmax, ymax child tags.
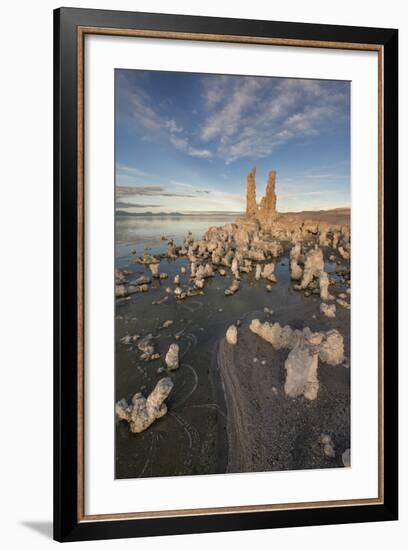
<box><xmin>116</xmin><ymin>214</ymin><xmax>239</xmax><ymax>265</ymax></box>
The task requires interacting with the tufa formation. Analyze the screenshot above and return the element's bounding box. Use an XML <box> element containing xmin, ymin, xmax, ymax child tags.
<box><xmin>246</xmin><ymin>166</ymin><xmax>278</xmax><ymax>225</ymax></box>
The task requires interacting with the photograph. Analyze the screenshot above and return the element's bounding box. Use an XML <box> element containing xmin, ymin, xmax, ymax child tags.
<box><xmin>114</xmin><ymin>69</ymin><xmax>351</xmax><ymax>479</ymax></box>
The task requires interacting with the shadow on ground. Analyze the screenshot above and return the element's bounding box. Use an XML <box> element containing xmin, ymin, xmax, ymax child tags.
<box><xmin>21</xmin><ymin>521</ymin><xmax>53</xmax><ymax>539</ymax></box>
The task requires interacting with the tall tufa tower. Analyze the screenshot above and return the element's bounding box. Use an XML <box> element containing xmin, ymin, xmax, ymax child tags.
<box><xmin>245</xmin><ymin>167</ymin><xmax>278</xmax><ymax>224</ymax></box>
<box><xmin>246</xmin><ymin>166</ymin><xmax>258</xmax><ymax>218</ymax></box>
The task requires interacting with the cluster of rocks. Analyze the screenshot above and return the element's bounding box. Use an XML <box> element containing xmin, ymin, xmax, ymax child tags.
<box><xmin>116</xmin><ymin>335</ymin><xmax>181</xmax><ymax>432</ymax></box>
<box><xmin>115</xmin><ymin>269</ymin><xmax>151</xmax><ymax>298</ymax></box>
<box><xmin>288</xmin><ymin>242</ymin><xmax>350</xmax><ymax>315</ymax></box>
<box><xmin>249</xmin><ymin>319</ymin><xmax>344</xmax><ymax>400</ymax></box>
<box><xmin>115</xmin><ymin>287</ymin><xmax>186</xmax><ymax>434</ymax></box>
<box><xmin>225</xmin><ymin>313</ymin><xmax>345</xmax><ymax>404</ymax></box>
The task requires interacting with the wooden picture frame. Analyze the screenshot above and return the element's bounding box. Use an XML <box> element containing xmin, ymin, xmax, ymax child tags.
<box><xmin>54</xmin><ymin>7</ymin><xmax>398</xmax><ymax>542</ymax></box>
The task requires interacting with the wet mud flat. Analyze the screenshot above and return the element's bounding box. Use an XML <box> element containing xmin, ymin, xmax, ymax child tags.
<box><xmin>115</xmin><ymin>250</ymin><xmax>350</xmax><ymax>479</ymax></box>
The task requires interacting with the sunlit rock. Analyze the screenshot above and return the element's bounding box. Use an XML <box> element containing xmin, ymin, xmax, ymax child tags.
<box><xmin>115</xmin><ymin>377</ymin><xmax>174</xmax><ymax>433</ymax></box>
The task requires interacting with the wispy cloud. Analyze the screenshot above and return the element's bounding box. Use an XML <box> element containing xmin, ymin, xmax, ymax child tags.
<box><xmin>200</xmin><ymin>77</ymin><xmax>349</xmax><ymax>163</ymax></box>
<box><xmin>116</xmin><ymin>164</ymin><xmax>147</xmax><ymax>177</ymax></box>
<box><xmin>168</xmin><ymin>134</ymin><xmax>212</xmax><ymax>158</ymax></box>
<box><xmin>118</xmin><ymin>72</ymin><xmax>212</xmax><ymax>159</ymax></box>
<box><xmin>116</xmin><ymin>183</ymin><xmax>244</xmax><ymax>213</ymax></box>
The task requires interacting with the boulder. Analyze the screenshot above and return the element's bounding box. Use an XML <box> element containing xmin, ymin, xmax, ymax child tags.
<box><xmin>284</xmin><ymin>330</ymin><xmax>322</xmax><ymax>400</ymax></box>
<box><xmin>319</xmin><ymin>329</ymin><xmax>344</xmax><ymax>365</ymax></box>
<box><xmin>115</xmin><ymin>378</ymin><xmax>174</xmax><ymax>433</ymax></box>
<box><xmin>149</xmin><ymin>263</ymin><xmax>160</xmax><ymax>278</ymax></box>
<box><xmin>320</xmin><ymin>302</ymin><xmax>336</xmax><ymax>318</ymax></box>
<box><xmin>225</xmin><ymin>278</ymin><xmax>240</xmax><ymax>296</ymax></box>
<box><xmin>165</xmin><ymin>343</ymin><xmax>179</xmax><ymax>370</ymax></box>
<box><xmin>226</xmin><ymin>325</ymin><xmax>238</xmax><ymax>345</ymax></box>
<box><xmin>319</xmin><ymin>270</ymin><xmax>332</xmax><ymax>302</ymax></box>
<box><xmin>297</xmin><ymin>247</ymin><xmax>324</xmax><ymax>289</ymax></box>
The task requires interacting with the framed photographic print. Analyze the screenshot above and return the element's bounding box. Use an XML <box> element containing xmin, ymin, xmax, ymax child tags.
<box><xmin>54</xmin><ymin>7</ymin><xmax>398</xmax><ymax>542</ymax></box>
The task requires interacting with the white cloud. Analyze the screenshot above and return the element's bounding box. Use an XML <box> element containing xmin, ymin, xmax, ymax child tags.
<box><xmin>165</xmin><ymin>118</ymin><xmax>183</xmax><ymax>134</ymax></box>
<box><xmin>116</xmin><ymin>164</ymin><xmax>147</xmax><ymax>177</ymax></box>
<box><xmin>116</xmin><ymin>182</ymin><xmax>244</xmax><ymax>213</ymax></box>
<box><xmin>200</xmin><ymin>77</ymin><xmax>348</xmax><ymax>163</ymax></box>
<box><xmin>169</xmin><ymin>135</ymin><xmax>211</xmax><ymax>158</ymax></box>
<box><xmin>201</xmin><ymin>77</ymin><xmax>262</xmax><ymax>142</ymax></box>
<box><xmin>121</xmin><ymin>75</ymin><xmax>212</xmax><ymax>159</ymax></box>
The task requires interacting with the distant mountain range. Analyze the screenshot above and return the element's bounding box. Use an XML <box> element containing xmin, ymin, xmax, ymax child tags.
<box><xmin>115</xmin><ymin>210</ymin><xmax>241</xmax><ymax>217</ymax></box>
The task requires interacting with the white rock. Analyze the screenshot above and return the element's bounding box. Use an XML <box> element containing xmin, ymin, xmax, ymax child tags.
<box><xmin>320</xmin><ymin>302</ymin><xmax>336</xmax><ymax>318</ymax></box>
<box><xmin>261</xmin><ymin>262</ymin><xmax>276</xmax><ymax>282</ymax></box>
<box><xmin>290</xmin><ymin>258</ymin><xmax>303</xmax><ymax>281</ymax></box>
<box><xmin>195</xmin><ymin>278</ymin><xmax>205</xmax><ymax>289</ymax></box>
<box><xmin>149</xmin><ymin>263</ymin><xmax>160</xmax><ymax>278</ymax></box>
<box><xmin>336</xmin><ymin>298</ymin><xmax>350</xmax><ymax>310</ymax></box>
<box><xmin>165</xmin><ymin>343</ymin><xmax>179</xmax><ymax>370</ymax></box>
<box><xmin>226</xmin><ymin>325</ymin><xmax>238</xmax><ymax>345</ymax></box>
<box><xmin>320</xmin><ymin>434</ymin><xmax>336</xmax><ymax>457</ymax></box>
<box><xmin>319</xmin><ymin>270</ymin><xmax>332</xmax><ymax>302</ymax></box>
<box><xmin>225</xmin><ymin>278</ymin><xmax>240</xmax><ymax>296</ymax></box>
<box><xmin>115</xmin><ymin>378</ymin><xmax>173</xmax><ymax>433</ymax></box>
<box><xmin>319</xmin><ymin>329</ymin><xmax>344</xmax><ymax>365</ymax></box>
<box><xmin>231</xmin><ymin>257</ymin><xmax>240</xmax><ymax>279</ymax></box>
<box><xmin>324</xmin><ymin>443</ymin><xmax>336</xmax><ymax>458</ymax></box>
<box><xmin>250</xmin><ymin>319</ymin><xmax>294</xmax><ymax>350</ymax></box>
<box><xmin>284</xmin><ymin>331</ymin><xmax>323</xmax><ymax>400</ymax></box>
<box><xmin>297</xmin><ymin>247</ymin><xmax>324</xmax><ymax>289</ymax></box>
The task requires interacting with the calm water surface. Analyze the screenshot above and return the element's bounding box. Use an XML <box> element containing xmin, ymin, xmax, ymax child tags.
<box><xmin>116</xmin><ymin>215</ymin><xmax>238</xmax><ymax>264</ymax></box>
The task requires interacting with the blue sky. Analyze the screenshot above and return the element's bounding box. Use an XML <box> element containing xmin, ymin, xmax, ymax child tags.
<box><xmin>115</xmin><ymin>69</ymin><xmax>350</xmax><ymax>213</ymax></box>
